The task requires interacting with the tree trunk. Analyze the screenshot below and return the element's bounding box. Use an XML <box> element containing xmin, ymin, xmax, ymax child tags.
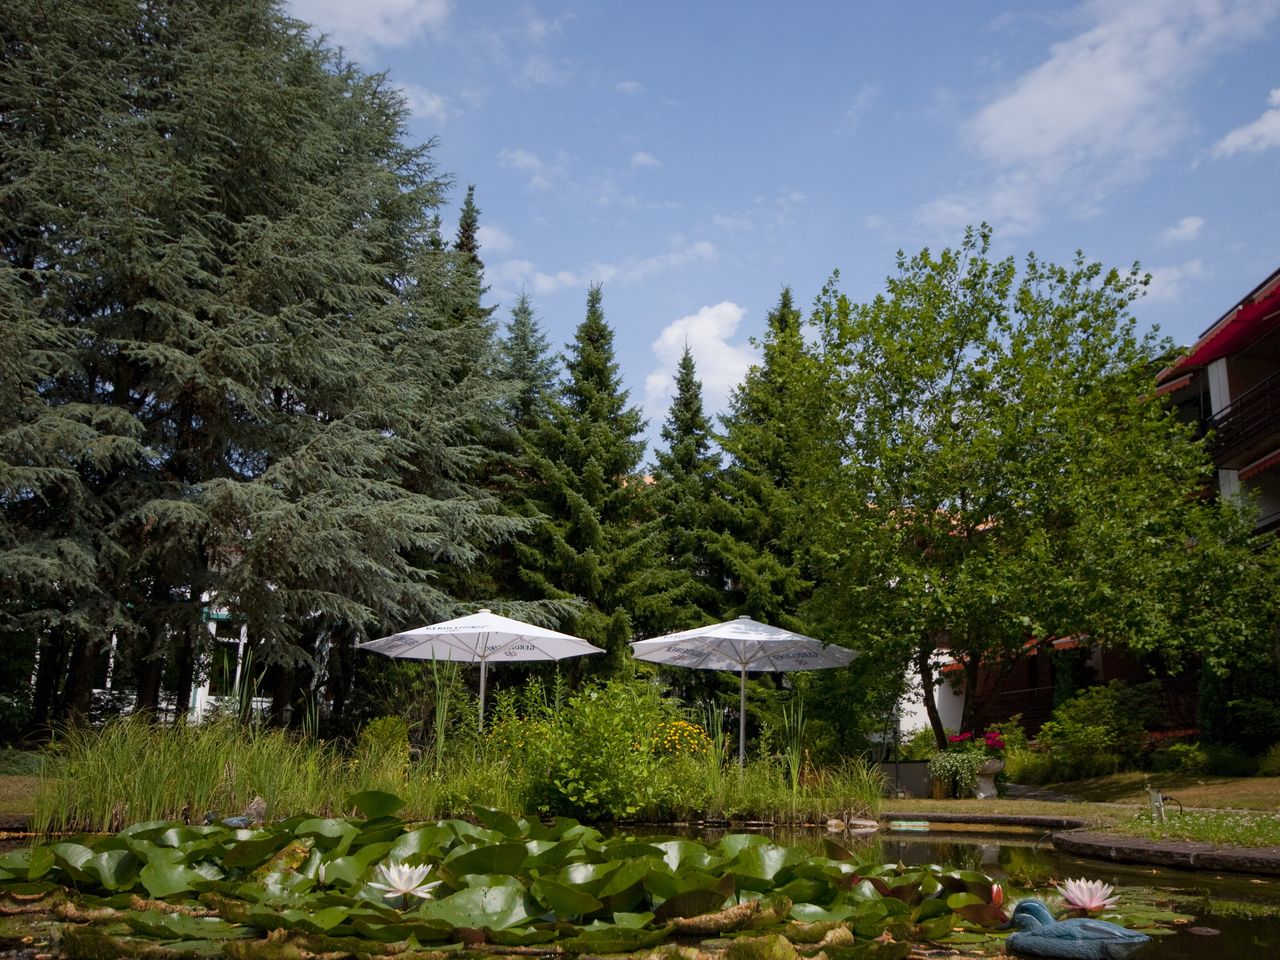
<box><xmin>29</xmin><ymin>628</ymin><xmax>67</xmax><ymax>734</ymax></box>
<box><xmin>133</xmin><ymin>630</ymin><xmax>164</xmax><ymax>717</ymax></box>
<box><xmin>270</xmin><ymin>664</ymin><xmax>296</xmax><ymax>727</ymax></box>
<box><xmin>960</xmin><ymin>655</ymin><xmax>982</xmax><ymax>733</ymax></box>
<box><xmin>917</xmin><ymin>640</ymin><xmax>948</xmax><ymax>751</ymax></box>
<box><xmin>170</xmin><ymin>624</ymin><xmax>198</xmax><ymax>719</ymax></box>
<box><xmin>61</xmin><ymin>632</ymin><xmax>96</xmax><ymax>724</ymax></box>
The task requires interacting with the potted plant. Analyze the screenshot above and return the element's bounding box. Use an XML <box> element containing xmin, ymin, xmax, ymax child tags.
<box><xmin>927</xmin><ymin>729</ymin><xmax>1006</xmax><ymax>799</ymax></box>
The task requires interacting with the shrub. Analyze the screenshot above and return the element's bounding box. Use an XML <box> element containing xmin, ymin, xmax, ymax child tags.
<box><xmin>1202</xmin><ymin>743</ymin><xmax>1260</xmax><ymax>777</ymax></box>
<box><xmin>525</xmin><ymin>680</ymin><xmax>680</xmax><ymax>820</ymax></box>
<box><xmin>1257</xmin><ymin>743</ymin><xmax>1280</xmax><ymax>777</ymax></box>
<box><xmin>1149</xmin><ymin>742</ymin><xmax>1209</xmax><ymax>774</ymax></box>
<box><xmin>1003</xmin><ymin>748</ymin><xmax>1054</xmax><ymax>785</ymax></box>
<box><xmin>1035</xmin><ymin>680</ymin><xmax>1159</xmax><ymax>779</ymax></box>
<box><xmin>351</xmin><ymin>715</ymin><xmax>411</xmax><ymax>791</ymax></box>
<box><xmin>899</xmin><ymin>726</ymin><xmax>941</xmax><ymax>760</ymax></box>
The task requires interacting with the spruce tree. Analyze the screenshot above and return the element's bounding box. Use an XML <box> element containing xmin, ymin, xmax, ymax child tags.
<box><xmin>498</xmin><ymin>292</ymin><xmax>558</xmax><ymax>430</ymax></box>
<box><xmin>645</xmin><ymin>348</ymin><xmax>723</xmax><ymax>630</ymax></box>
<box><xmin>517</xmin><ymin>285</ymin><xmax>648</xmax><ymax>673</ymax></box>
<box><xmin>710</xmin><ymin>289</ymin><xmax>819</xmax><ymax>628</ymax></box>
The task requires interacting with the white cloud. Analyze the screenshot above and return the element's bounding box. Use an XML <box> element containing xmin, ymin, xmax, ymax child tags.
<box><xmin>630</xmin><ymin>150</ymin><xmax>661</xmax><ymax>168</ymax></box>
<box><xmin>498</xmin><ymin>148</ymin><xmax>564</xmax><ymax>190</ymax></box>
<box><xmin>476</xmin><ymin>224</ymin><xmax>514</xmax><ymax>254</ymax></box>
<box><xmin>712</xmin><ymin>212</ymin><xmax>754</xmax><ymax>234</ymax></box>
<box><xmin>1146</xmin><ymin>259</ymin><xmax>1207</xmax><ymax>303</ymax></box>
<box><xmin>1213</xmin><ymin>88</ymin><xmax>1280</xmax><ymax>156</ymax></box>
<box><xmin>395</xmin><ymin>82</ymin><xmax>450</xmax><ymax>124</ymax></box>
<box><xmin>919</xmin><ymin>0</ymin><xmax>1280</xmax><ymax>236</ymax></box>
<box><xmin>491</xmin><ymin>240</ymin><xmax>717</xmax><ymax>299</ymax></box>
<box><xmin>616</xmin><ymin>80</ymin><xmax>645</xmax><ymax>96</ymax></box>
<box><xmin>845</xmin><ymin>83</ymin><xmax>880</xmax><ymax>130</ymax></box>
<box><xmin>644</xmin><ymin>302</ymin><xmax>758</xmax><ymax>419</ymax></box>
<box><xmin>1161</xmin><ymin>215</ymin><xmax>1204</xmax><ymax>244</ymax></box>
<box><xmin>288</xmin><ymin>0</ymin><xmax>450</xmax><ymax>59</ymax></box>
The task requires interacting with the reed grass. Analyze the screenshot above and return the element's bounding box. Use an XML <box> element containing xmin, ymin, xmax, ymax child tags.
<box><xmin>32</xmin><ymin>715</ymin><xmax>882</xmax><ymax>833</ymax></box>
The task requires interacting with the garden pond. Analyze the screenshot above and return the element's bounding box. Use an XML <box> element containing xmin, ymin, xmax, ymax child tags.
<box><xmin>635</xmin><ymin>824</ymin><xmax>1280</xmax><ymax>958</ymax></box>
<box><xmin>0</xmin><ymin>797</ymin><xmax>1276</xmax><ymax>959</ymax></box>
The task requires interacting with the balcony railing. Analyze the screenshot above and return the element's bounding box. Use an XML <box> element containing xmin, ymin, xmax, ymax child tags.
<box><xmin>1207</xmin><ymin>370</ymin><xmax>1280</xmax><ymax>466</ymax></box>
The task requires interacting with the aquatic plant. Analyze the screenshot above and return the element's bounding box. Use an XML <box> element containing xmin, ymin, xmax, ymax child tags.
<box><xmin>2</xmin><ymin>796</ymin><xmax>1021</xmax><ymax>959</ymax></box>
<box><xmin>1055</xmin><ymin>878</ymin><xmax>1120</xmax><ymax>913</ymax></box>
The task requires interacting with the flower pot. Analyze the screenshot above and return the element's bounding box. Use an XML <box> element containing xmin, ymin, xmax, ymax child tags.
<box><xmin>973</xmin><ymin>757</ymin><xmax>1004</xmax><ymax>799</ymax></box>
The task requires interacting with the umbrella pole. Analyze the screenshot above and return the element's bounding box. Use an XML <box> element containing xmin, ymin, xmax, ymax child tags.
<box><xmin>739</xmin><ymin>667</ymin><xmax>747</xmax><ymax>768</ymax></box>
<box><xmin>478</xmin><ymin>660</ymin><xmax>487</xmax><ymax>732</ymax></box>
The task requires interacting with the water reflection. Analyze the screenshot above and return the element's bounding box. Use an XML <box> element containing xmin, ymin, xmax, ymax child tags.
<box><xmin>618</xmin><ymin>824</ymin><xmax>1280</xmax><ymax>955</ymax></box>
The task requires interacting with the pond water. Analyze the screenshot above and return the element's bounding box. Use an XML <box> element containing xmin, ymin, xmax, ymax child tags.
<box><xmin>625</xmin><ymin>824</ymin><xmax>1280</xmax><ymax>957</ymax></box>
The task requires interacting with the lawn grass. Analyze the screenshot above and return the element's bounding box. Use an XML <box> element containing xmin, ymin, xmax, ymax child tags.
<box><xmin>0</xmin><ymin>775</ymin><xmax>37</xmax><ymax>818</ymax></box>
<box><xmin>1050</xmin><ymin>771</ymin><xmax>1280</xmax><ymax>809</ymax></box>
<box><xmin>1116</xmin><ymin>809</ymin><xmax>1280</xmax><ymax>847</ymax></box>
<box><xmin>881</xmin><ymin>797</ymin><xmax>1132</xmax><ymax>828</ymax></box>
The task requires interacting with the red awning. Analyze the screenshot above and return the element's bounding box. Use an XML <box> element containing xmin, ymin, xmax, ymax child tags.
<box><xmin>1171</xmin><ymin>286</ymin><xmax>1280</xmax><ymax>373</ymax></box>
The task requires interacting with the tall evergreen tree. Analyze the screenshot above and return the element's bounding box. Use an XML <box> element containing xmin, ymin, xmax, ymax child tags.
<box><xmin>710</xmin><ymin>289</ymin><xmax>821</xmax><ymax>628</ymax></box>
<box><xmin>645</xmin><ymin>348</ymin><xmax>723</xmax><ymax>630</ymax></box>
<box><xmin>517</xmin><ymin>285</ymin><xmax>648</xmax><ymax>673</ymax></box>
<box><xmin>0</xmin><ymin>0</ymin><xmax>515</xmax><ymax>728</ymax></box>
<box><xmin>498</xmin><ymin>292</ymin><xmax>558</xmax><ymax>431</ymax></box>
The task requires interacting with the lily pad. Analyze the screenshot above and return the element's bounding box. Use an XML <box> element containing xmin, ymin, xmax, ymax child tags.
<box><xmin>347</xmin><ymin>791</ymin><xmax>405</xmax><ymax>820</ymax></box>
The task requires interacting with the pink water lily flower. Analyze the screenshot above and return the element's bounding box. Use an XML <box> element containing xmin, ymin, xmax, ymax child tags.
<box><xmin>1054</xmin><ymin>877</ymin><xmax>1119</xmax><ymax>912</ymax></box>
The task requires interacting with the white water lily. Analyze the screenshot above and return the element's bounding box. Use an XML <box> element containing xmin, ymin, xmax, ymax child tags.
<box><xmin>367</xmin><ymin>861</ymin><xmax>440</xmax><ymax>901</ymax></box>
<box><xmin>1054</xmin><ymin>877</ymin><xmax>1119</xmax><ymax>912</ymax></box>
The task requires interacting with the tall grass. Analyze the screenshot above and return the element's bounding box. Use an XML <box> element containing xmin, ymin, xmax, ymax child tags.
<box><xmin>33</xmin><ymin>714</ymin><xmax>883</xmax><ymax>833</ymax></box>
<box><xmin>33</xmin><ymin>716</ymin><xmax>348</xmax><ymax>833</ymax></box>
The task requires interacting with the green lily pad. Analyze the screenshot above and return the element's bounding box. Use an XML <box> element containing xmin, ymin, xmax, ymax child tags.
<box><xmin>125</xmin><ymin>910</ymin><xmax>253</xmax><ymax>940</ymax></box>
<box><xmin>471</xmin><ymin>807</ymin><xmax>525</xmax><ymax>837</ymax></box>
<box><xmin>530</xmin><ymin>875</ymin><xmax>603</xmax><ymax>917</ymax></box>
<box><xmin>84</xmin><ymin>849</ymin><xmax>142</xmax><ymax>891</ymax></box>
<box><xmin>141</xmin><ymin>861</ymin><xmax>213</xmax><ymax>898</ymax></box>
<box><xmin>790</xmin><ymin>902</ymin><xmax>855</xmax><ymax>923</ymax></box>
<box><xmin>223</xmin><ymin>835</ymin><xmax>290</xmax><ymax>870</ymax></box>
<box><xmin>347</xmin><ymin>791</ymin><xmax>405</xmax><ymax>820</ymax></box>
<box><xmin>441</xmin><ymin>841</ymin><xmax>528</xmax><ymax>879</ymax></box>
<box><xmin>419</xmin><ymin>879</ymin><xmax>535</xmax><ymax>930</ymax></box>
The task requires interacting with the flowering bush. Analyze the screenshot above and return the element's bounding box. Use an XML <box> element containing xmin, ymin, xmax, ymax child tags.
<box><xmin>947</xmin><ymin>728</ymin><xmax>1006</xmax><ymax>757</ymax></box>
<box><xmin>651</xmin><ymin>719</ymin><xmax>713</xmax><ymax>758</ymax></box>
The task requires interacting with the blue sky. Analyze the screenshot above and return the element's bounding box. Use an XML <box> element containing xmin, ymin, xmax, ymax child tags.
<box><xmin>287</xmin><ymin>0</ymin><xmax>1280</xmax><ymax>447</ymax></box>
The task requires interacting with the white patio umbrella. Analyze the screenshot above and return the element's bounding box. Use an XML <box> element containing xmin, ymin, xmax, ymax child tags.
<box><xmin>358</xmin><ymin>609</ymin><xmax>603</xmax><ymax>728</ymax></box>
<box><xmin>630</xmin><ymin>616</ymin><xmax>857</xmax><ymax>765</ymax></box>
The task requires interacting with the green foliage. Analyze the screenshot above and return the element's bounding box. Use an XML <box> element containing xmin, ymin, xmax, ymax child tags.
<box><xmin>641</xmin><ymin>348</ymin><xmax>725</xmax><ymax>638</ymax></box>
<box><xmin>1002</xmin><ymin>749</ymin><xmax>1054</xmax><ymax>786</ymax></box>
<box><xmin>515</xmin><ymin>286</ymin><xmax>649</xmax><ymax>674</ymax></box>
<box><xmin>1201</xmin><ymin>743</ymin><xmax>1260</xmax><ymax>777</ymax></box>
<box><xmin>1148</xmin><ymin>742</ymin><xmax>1209</xmax><ymax>774</ymax></box>
<box><xmin>351</xmin><ymin>717</ymin><xmax>411</xmax><ymax>792</ymax></box>
<box><xmin>1036</xmin><ymin>681</ymin><xmax>1160</xmax><ymax>779</ymax></box>
<box><xmin>522</xmin><ymin>681</ymin><xmax>677</xmax><ymax>820</ymax></box>
<box><xmin>927</xmin><ymin>751</ymin><xmax>987</xmax><ymax>796</ymax></box>
<box><xmin>1</xmin><ymin>0</ymin><xmax>519</xmax><ymax>729</ymax></box>
<box><xmin>798</xmin><ymin>225</ymin><xmax>1280</xmax><ymax>751</ymax></box>
<box><xmin>711</xmin><ymin>289</ymin><xmax>821</xmax><ymax>628</ymax></box>
<box><xmin>0</xmin><ymin>808</ymin><xmax>1033</xmax><ymax>956</ymax></box>
<box><xmin>898</xmin><ymin>728</ymin><xmax>941</xmax><ymax>761</ymax></box>
<box><xmin>1121</xmin><ymin>810</ymin><xmax>1280</xmax><ymax>847</ymax></box>
<box><xmin>1257</xmin><ymin>743</ymin><xmax>1280</xmax><ymax>777</ymax></box>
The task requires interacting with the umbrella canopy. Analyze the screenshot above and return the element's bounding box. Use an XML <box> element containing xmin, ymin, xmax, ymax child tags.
<box><xmin>630</xmin><ymin>615</ymin><xmax>857</xmax><ymax>765</ymax></box>
<box><xmin>358</xmin><ymin>609</ymin><xmax>603</xmax><ymax>727</ymax></box>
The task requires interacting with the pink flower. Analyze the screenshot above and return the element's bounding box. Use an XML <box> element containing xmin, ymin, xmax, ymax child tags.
<box><xmin>990</xmin><ymin>882</ymin><xmax>1004</xmax><ymax>907</ymax></box>
<box><xmin>1055</xmin><ymin>878</ymin><xmax>1119</xmax><ymax>913</ymax></box>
